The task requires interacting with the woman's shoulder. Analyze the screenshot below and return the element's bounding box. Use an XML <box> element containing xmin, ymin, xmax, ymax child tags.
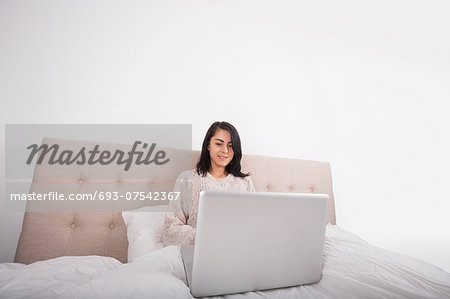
<box><xmin>177</xmin><ymin>169</ymin><xmax>202</xmax><ymax>180</ymax></box>
<box><xmin>230</xmin><ymin>174</ymin><xmax>255</xmax><ymax>191</ymax></box>
<box><xmin>231</xmin><ymin>173</ymin><xmax>253</xmax><ymax>184</ymax></box>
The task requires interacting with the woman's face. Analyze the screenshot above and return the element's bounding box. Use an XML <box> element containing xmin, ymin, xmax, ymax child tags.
<box><xmin>208</xmin><ymin>128</ymin><xmax>234</xmax><ymax>170</ymax></box>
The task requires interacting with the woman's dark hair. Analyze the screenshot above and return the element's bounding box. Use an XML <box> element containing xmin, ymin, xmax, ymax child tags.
<box><xmin>196</xmin><ymin>121</ymin><xmax>249</xmax><ymax>178</ymax></box>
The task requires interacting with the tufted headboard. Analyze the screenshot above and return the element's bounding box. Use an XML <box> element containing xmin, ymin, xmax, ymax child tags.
<box><xmin>15</xmin><ymin>139</ymin><xmax>336</xmax><ymax>264</ymax></box>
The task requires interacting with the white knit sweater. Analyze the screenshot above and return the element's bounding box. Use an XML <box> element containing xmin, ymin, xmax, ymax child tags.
<box><xmin>162</xmin><ymin>169</ymin><xmax>256</xmax><ymax>246</ymax></box>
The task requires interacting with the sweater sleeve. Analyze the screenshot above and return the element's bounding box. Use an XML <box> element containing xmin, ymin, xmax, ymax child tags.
<box><xmin>246</xmin><ymin>176</ymin><xmax>256</xmax><ymax>192</ymax></box>
<box><xmin>162</xmin><ymin>171</ymin><xmax>196</xmax><ymax>246</ymax></box>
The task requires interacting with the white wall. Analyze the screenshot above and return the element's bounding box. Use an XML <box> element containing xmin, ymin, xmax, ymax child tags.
<box><xmin>1</xmin><ymin>0</ymin><xmax>449</xmax><ymax>271</ymax></box>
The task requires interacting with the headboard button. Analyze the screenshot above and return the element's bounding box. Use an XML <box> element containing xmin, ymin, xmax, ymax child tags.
<box><xmin>78</xmin><ymin>179</ymin><xmax>83</xmax><ymax>185</ymax></box>
<box><xmin>288</xmin><ymin>187</ymin><xmax>292</xmax><ymax>192</ymax></box>
<box><xmin>109</xmin><ymin>223</ymin><xmax>115</xmax><ymax>229</ymax></box>
<box><xmin>70</xmin><ymin>223</ymin><xmax>76</xmax><ymax>229</ymax></box>
<box><xmin>265</xmin><ymin>186</ymin><xmax>270</xmax><ymax>192</ymax></box>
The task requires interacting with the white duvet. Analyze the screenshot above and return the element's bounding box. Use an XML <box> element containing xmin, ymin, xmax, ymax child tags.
<box><xmin>1</xmin><ymin>226</ymin><xmax>449</xmax><ymax>299</ymax></box>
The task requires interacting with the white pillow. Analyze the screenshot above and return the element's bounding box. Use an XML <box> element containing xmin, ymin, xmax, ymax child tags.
<box><xmin>121</xmin><ymin>205</ymin><xmax>167</xmax><ymax>262</ymax></box>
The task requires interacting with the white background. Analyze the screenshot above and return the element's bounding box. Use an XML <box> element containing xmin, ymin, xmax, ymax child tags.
<box><xmin>0</xmin><ymin>0</ymin><xmax>449</xmax><ymax>272</ymax></box>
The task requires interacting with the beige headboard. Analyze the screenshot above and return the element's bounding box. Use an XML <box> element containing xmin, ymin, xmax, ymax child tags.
<box><xmin>15</xmin><ymin>139</ymin><xmax>336</xmax><ymax>264</ymax></box>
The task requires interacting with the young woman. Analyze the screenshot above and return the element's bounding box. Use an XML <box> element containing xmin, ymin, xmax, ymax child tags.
<box><xmin>162</xmin><ymin>121</ymin><xmax>255</xmax><ymax>246</ymax></box>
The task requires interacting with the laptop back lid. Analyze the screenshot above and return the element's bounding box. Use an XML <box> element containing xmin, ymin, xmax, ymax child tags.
<box><xmin>190</xmin><ymin>190</ymin><xmax>328</xmax><ymax>297</ymax></box>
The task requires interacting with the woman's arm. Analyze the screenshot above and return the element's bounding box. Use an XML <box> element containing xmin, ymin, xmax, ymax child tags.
<box><xmin>162</xmin><ymin>210</ymin><xmax>196</xmax><ymax>246</ymax></box>
<box><xmin>161</xmin><ymin>171</ymin><xmax>196</xmax><ymax>246</ymax></box>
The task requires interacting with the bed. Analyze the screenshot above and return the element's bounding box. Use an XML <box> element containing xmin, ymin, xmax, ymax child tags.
<box><xmin>1</xmin><ymin>138</ymin><xmax>449</xmax><ymax>298</ymax></box>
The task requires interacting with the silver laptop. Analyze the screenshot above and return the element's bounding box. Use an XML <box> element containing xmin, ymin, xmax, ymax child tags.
<box><xmin>181</xmin><ymin>190</ymin><xmax>329</xmax><ymax>297</ymax></box>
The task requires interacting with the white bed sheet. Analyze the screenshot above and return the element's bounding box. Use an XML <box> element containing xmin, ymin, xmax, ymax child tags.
<box><xmin>1</xmin><ymin>225</ymin><xmax>449</xmax><ymax>299</ymax></box>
